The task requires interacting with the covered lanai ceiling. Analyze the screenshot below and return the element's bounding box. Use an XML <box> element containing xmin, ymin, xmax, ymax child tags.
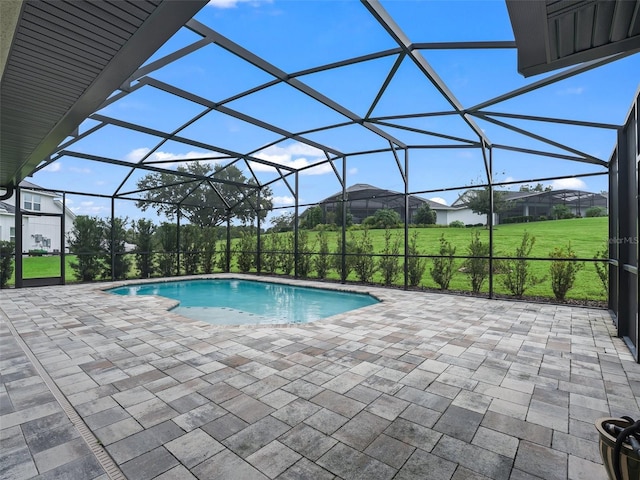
<box><xmin>1</xmin><ymin>0</ymin><xmax>639</xmax><ymax>213</ymax></box>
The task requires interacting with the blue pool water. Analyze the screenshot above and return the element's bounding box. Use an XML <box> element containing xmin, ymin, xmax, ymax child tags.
<box><xmin>108</xmin><ymin>279</ymin><xmax>379</xmax><ymax>325</ymax></box>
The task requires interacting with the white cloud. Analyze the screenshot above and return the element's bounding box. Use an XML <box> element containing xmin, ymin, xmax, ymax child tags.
<box><xmin>125</xmin><ymin>148</ymin><xmax>214</xmax><ymax>166</ymax></box>
<box><xmin>551</xmin><ymin>178</ymin><xmax>587</xmax><ymax>190</ymax></box>
<box><xmin>429</xmin><ymin>197</ymin><xmax>448</xmax><ymax>205</ymax></box>
<box><xmin>557</xmin><ymin>86</ymin><xmax>585</xmax><ymax>95</ymax></box>
<box><xmin>348</xmin><ymin>167</ymin><xmax>358</xmax><ymax>175</ymax></box>
<box><xmin>250</xmin><ymin>143</ymin><xmax>331</xmax><ymax>176</ymax></box>
<box><xmin>70</xmin><ymin>166</ymin><xmax>92</xmax><ymax>174</ymax></box>
<box><xmin>43</xmin><ymin>162</ymin><xmax>62</xmax><ymax>172</ymax></box>
<box><xmin>70</xmin><ymin>200</ymin><xmax>108</xmax><ymax>215</ymax></box>
<box><xmin>272</xmin><ymin>195</ymin><xmax>295</xmax><ymax>205</ymax></box>
<box><xmin>207</xmin><ymin>0</ymin><xmax>271</xmax><ymax>8</ymax></box>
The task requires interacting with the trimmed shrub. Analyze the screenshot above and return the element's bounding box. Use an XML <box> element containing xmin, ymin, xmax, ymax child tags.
<box><xmin>549</xmin><ymin>243</ymin><xmax>583</xmax><ymax>301</ymax></box>
<box><xmin>296</xmin><ymin>230</ymin><xmax>312</xmax><ymax>278</ymax></box>
<box><xmin>407</xmin><ymin>231</ymin><xmax>426</xmax><ymax>287</ymax></box>
<box><xmin>352</xmin><ymin>228</ymin><xmax>376</xmax><ymax>283</ymax></box>
<box><xmin>449</xmin><ymin>220</ymin><xmax>465</xmax><ymax>228</ymax></box>
<box><xmin>551</xmin><ymin>204</ymin><xmax>573</xmax><ymax>219</ymax></box>
<box><xmin>332</xmin><ymin>236</ymin><xmax>357</xmax><ymax>280</ymax></box>
<box><xmin>0</xmin><ymin>241</ymin><xmax>15</xmax><ymax>288</ymax></box>
<box><xmin>278</xmin><ymin>232</ymin><xmax>295</xmax><ymax>275</ymax></box>
<box><xmin>156</xmin><ymin>222</ymin><xmax>178</xmax><ymax>277</ymax></box>
<box><xmin>379</xmin><ymin>228</ymin><xmax>402</xmax><ymax>286</ymax></box>
<box><xmin>200</xmin><ymin>226</ymin><xmax>217</xmax><ymax>274</ymax></box>
<box><xmin>134</xmin><ymin>219</ymin><xmax>155</xmax><ymax>278</ymax></box>
<box><xmin>102</xmin><ymin>217</ymin><xmax>131</xmax><ymax>280</ymax></box>
<box><xmin>464</xmin><ymin>230</ymin><xmax>489</xmax><ymax>293</ymax></box>
<box><xmin>236</xmin><ymin>231</ymin><xmax>256</xmax><ymax>273</ymax></box>
<box><xmin>313</xmin><ymin>230</ymin><xmax>330</xmax><ymax>279</ymax></box>
<box><xmin>262</xmin><ymin>233</ymin><xmax>280</xmax><ymax>274</ymax></box>
<box><xmin>586</xmin><ymin>206</ymin><xmax>607</xmax><ymax>217</ymax></box>
<box><xmin>181</xmin><ymin>224</ymin><xmax>201</xmax><ymax>275</ymax></box>
<box><xmin>68</xmin><ymin>216</ymin><xmax>105</xmax><ymax>282</ymax></box>
<box><xmin>430</xmin><ymin>234</ymin><xmax>456</xmax><ymax>290</ymax></box>
<box><xmin>594</xmin><ymin>244</ymin><xmax>609</xmax><ymax>295</ymax></box>
<box><xmin>502</xmin><ymin>231</ymin><xmax>543</xmax><ymax>297</ymax></box>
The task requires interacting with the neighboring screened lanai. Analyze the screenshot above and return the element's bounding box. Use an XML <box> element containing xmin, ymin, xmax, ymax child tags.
<box><xmin>0</xmin><ymin>0</ymin><xmax>638</xmax><ymax>358</ymax></box>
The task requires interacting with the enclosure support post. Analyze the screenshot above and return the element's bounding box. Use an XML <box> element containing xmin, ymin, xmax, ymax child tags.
<box><xmin>294</xmin><ymin>171</ymin><xmax>299</xmax><ymax>278</ymax></box>
<box><xmin>61</xmin><ymin>192</ymin><xmax>66</xmax><ymax>285</ymax></box>
<box><xmin>609</xmin><ymin>150</ymin><xmax>619</xmax><ymax>314</ymax></box>
<box><xmin>176</xmin><ymin>209</ymin><xmax>181</xmax><ymax>277</ymax></box>
<box><xmin>404</xmin><ymin>148</ymin><xmax>409</xmax><ymax>290</ymax></box>
<box><xmin>341</xmin><ymin>156</ymin><xmax>347</xmax><ymax>283</ymax></box>
<box><xmin>14</xmin><ymin>186</ymin><xmax>23</xmax><ymax>288</ymax></box>
<box><xmin>256</xmin><ymin>189</ymin><xmax>262</xmax><ymax>274</ymax></box>
<box><xmin>615</xmin><ymin>96</ymin><xmax>639</xmax><ymax>361</ymax></box>
<box><xmin>488</xmin><ymin>146</ymin><xmax>494</xmax><ymax>299</ymax></box>
<box><xmin>226</xmin><ymin>214</ymin><xmax>231</xmax><ymax>273</ymax></box>
<box><xmin>111</xmin><ymin>197</ymin><xmax>115</xmax><ymax>282</ymax></box>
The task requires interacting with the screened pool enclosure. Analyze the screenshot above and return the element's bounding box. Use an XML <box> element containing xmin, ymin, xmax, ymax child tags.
<box><xmin>1</xmin><ymin>0</ymin><xmax>639</xmax><ymax>358</ymax></box>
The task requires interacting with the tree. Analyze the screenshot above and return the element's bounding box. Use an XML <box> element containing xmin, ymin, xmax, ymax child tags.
<box><xmin>464</xmin><ymin>187</ymin><xmax>507</xmax><ymax>226</ymax></box>
<box><xmin>519</xmin><ymin>183</ymin><xmax>552</xmax><ymax>192</ymax></box>
<box><xmin>301</xmin><ymin>206</ymin><xmax>323</xmax><ymax>229</ymax></box>
<box><xmin>413</xmin><ymin>203</ymin><xmax>436</xmax><ymax>225</ymax></box>
<box><xmin>269</xmin><ymin>212</ymin><xmax>295</xmax><ymax>233</ymax></box>
<box><xmin>335</xmin><ymin>205</ymin><xmax>353</xmax><ymax>227</ymax></box>
<box><xmin>68</xmin><ymin>216</ymin><xmax>105</xmax><ymax>282</ymax></box>
<box><xmin>134</xmin><ymin>219</ymin><xmax>155</xmax><ymax>279</ymax></box>
<box><xmin>136</xmin><ymin>161</ymin><xmax>273</xmax><ymax>228</ymax></box>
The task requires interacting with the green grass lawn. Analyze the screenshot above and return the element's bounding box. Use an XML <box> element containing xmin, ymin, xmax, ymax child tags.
<box><xmin>7</xmin><ymin>217</ymin><xmax>608</xmax><ymax>303</ymax></box>
<box><xmin>5</xmin><ymin>255</ymin><xmax>78</xmax><ymax>283</ymax></box>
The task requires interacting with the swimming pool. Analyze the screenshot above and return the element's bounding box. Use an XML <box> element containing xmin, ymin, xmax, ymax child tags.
<box><xmin>108</xmin><ymin>279</ymin><xmax>379</xmax><ymax>325</ymax></box>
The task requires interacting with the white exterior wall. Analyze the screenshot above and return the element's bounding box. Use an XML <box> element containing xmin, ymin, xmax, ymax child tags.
<box><xmin>0</xmin><ymin>190</ymin><xmax>75</xmax><ymax>253</ymax></box>
<box><xmin>432</xmin><ymin>209</ymin><xmax>448</xmax><ymax>225</ymax></box>
<box><xmin>434</xmin><ymin>208</ymin><xmax>490</xmax><ymax>226</ymax></box>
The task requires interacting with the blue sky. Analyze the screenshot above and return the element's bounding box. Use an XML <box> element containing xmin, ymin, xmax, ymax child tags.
<box><xmin>34</xmin><ymin>0</ymin><xmax>640</xmax><ymax>225</ymax></box>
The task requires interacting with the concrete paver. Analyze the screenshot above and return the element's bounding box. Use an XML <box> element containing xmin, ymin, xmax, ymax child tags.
<box><xmin>1</xmin><ymin>273</ymin><xmax>638</xmax><ymax>480</ymax></box>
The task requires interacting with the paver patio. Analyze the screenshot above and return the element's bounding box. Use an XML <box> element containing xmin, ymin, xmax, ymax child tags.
<box><xmin>1</xmin><ymin>274</ymin><xmax>639</xmax><ymax>480</ymax></box>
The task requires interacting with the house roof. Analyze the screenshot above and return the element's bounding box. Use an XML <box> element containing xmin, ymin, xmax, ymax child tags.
<box><xmin>452</xmin><ymin>188</ymin><xmax>607</xmax><ymax>207</ymax></box>
<box><xmin>0</xmin><ymin>201</ymin><xmax>16</xmax><ymax>214</ymax></box>
<box><xmin>506</xmin><ymin>0</ymin><xmax>640</xmax><ymax>77</ymax></box>
<box><xmin>1</xmin><ymin>0</ymin><xmax>208</xmax><ymax>188</ymax></box>
<box><xmin>317</xmin><ymin>184</ymin><xmax>454</xmax><ymax>210</ymax></box>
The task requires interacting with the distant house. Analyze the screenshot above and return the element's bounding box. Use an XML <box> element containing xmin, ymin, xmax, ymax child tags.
<box><xmin>0</xmin><ymin>181</ymin><xmax>76</xmax><ymax>253</ymax></box>
<box><xmin>452</xmin><ymin>188</ymin><xmax>608</xmax><ymax>223</ymax></box>
<box><xmin>309</xmin><ymin>184</ymin><xmax>486</xmax><ymax>226</ymax></box>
